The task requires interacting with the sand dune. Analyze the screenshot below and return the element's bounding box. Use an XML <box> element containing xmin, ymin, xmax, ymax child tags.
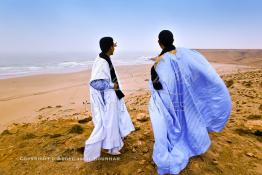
<box><xmin>198</xmin><ymin>49</ymin><xmax>262</xmax><ymax>68</ymax></box>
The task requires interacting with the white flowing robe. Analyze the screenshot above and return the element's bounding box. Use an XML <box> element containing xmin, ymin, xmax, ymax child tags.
<box><xmin>84</xmin><ymin>56</ymin><xmax>135</xmax><ymax>162</ymax></box>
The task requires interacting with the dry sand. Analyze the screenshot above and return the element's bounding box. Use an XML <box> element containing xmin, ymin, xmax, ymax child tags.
<box><xmin>198</xmin><ymin>49</ymin><xmax>262</xmax><ymax>68</ymax></box>
<box><xmin>0</xmin><ymin>50</ymin><xmax>261</xmax><ymax>174</ymax></box>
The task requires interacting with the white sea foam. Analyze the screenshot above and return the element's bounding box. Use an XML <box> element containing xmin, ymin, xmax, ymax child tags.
<box><xmin>0</xmin><ymin>55</ymin><xmax>153</xmax><ymax>79</ymax></box>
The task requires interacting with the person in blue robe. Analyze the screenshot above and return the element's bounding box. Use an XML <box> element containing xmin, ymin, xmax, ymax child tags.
<box><xmin>148</xmin><ymin>30</ymin><xmax>231</xmax><ymax>175</ymax></box>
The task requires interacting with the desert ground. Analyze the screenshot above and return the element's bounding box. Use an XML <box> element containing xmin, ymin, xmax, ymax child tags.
<box><xmin>0</xmin><ymin>50</ymin><xmax>261</xmax><ymax>175</ymax></box>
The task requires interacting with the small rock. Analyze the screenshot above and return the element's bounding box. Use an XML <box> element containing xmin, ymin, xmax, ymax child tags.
<box><xmin>254</xmin><ymin>130</ymin><xmax>262</xmax><ymax>136</ymax></box>
<box><xmin>226</xmin><ymin>140</ymin><xmax>232</xmax><ymax>144</ymax></box>
<box><xmin>132</xmin><ymin>148</ymin><xmax>136</xmax><ymax>153</ymax></box>
<box><xmin>69</xmin><ymin>124</ymin><xmax>84</xmax><ymax>134</ymax></box>
<box><xmin>78</xmin><ymin>117</ymin><xmax>92</xmax><ymax>124</ymax></box>
<box><xmin>136</xmin><ymin>141</ymin><xmax>142</xmax><ymax>146</ymax></box>
<box><xmin>247</xmin><ymin>114</ymin><xmax>262</xmax><ymax>120</ymax></box>
<box><xmin>1</xmin><ymin>130</ymin><xmax>11</xmax><ymax>136</ymax></box>
<box><xmin>259</xmin><ymin>104</ymin><xmax>262</xmax><ymax>111</ymax></box>
<box><xmin>22</xmin><ymin>133</ymin><xmax>37</xmax><ymax>139</ymax></box>
<box><xmin>139</xmin><ymin>159</ymin><xmax>146</xmax><ymax>165</ymax></box>
<box><xmin>76</xmin><ymin>147</ymin><xmax>85</xmax><ymax>153</ymax></box>
<box><xmin>49</xmin><ymin>134</ymin><xmax>62</xmax><ymax>138</ymax></box>
<box><xmin>144</xmin><ymin>131</ymin><xmax>150</xmax><ymax>136</ymax></box>
<box><xmin>224</xmin><ymin>79</ymin><xmax>234</xmax><ymax>88</ymax></box>
<box><xmin>38</xmin><ymin>115</ymin><xmax>44</xmax><ymax>120</ymax></box>
<box><xmin>212</xmin><ymin>160</ymin><xmax>219</xmax><ymax>165</ymax></box>
<box><xmin>138</xmin><ymin>135</ymin><xmax>145</xmax><ymax>140</ymax></box>
<box><xmin>135</xmin><ymin>125</ymin><xmax>141</xmax><ymax>131</ymax></box>
<box><xmin>142</xmin><ymin>147</ymin><xmax>149</xmax><ymax>153</ymax></box>
<box><xmin>246</xmin><ymin>152</ymin><xmax>254</xmax><ymax>157</ymax></box>
<box><xmin>137</xmin><ymin>169</ymin><xmax>143</xmax><ymax>173</ymax></box>
<box><xmin>129</xmin><ymin>107</ymin><xmax>136</xmax><ymax>111</ymax></box>
<box><xmin>136</xmin><ymin>113</ymin><xmax>148</xmax><ymax>122</ymax></box>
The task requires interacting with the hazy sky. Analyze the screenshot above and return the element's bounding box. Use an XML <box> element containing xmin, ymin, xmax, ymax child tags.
<box><xmin>0</xmin><ymin>0</ymin><xmax>262</xmax><ymax>54</ymax></box>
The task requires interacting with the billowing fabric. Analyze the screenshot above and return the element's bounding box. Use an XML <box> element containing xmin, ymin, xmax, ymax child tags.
<box><xmin>84</xmin><ymin>56</ymin><xmax>135</xmax><ymax>162</ymax></box>
<box><xmin>148</xmin><ymin>48</ymin><xmax>231</xmax><ymax>175</ymax></box>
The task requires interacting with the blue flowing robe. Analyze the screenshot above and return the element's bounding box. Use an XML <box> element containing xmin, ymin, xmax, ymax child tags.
<box><xmin>148</xmin><ymin>48</ymin><xmax>231</xmax><ymax>175</ymax></box>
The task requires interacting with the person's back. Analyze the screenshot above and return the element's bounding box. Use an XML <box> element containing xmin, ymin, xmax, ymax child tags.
<box><xmin>148</xmin><ymin>30</ymin><xmax>231</xmax><ymax>174</ymax></box>
<box><xmin>154</xmin><ymin>47</ymin><xmax>231</xmax><ymax>130</ymax></box>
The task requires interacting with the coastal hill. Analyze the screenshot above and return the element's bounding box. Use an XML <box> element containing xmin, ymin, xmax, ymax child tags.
<box><xmin>0</xmin><ymin>50</ymin><xmax>261</xmax><ymax>174</ymax></box>
<box><xmin>0</xmin><ymin>70</ymin><xmax>261</xmax><ymax>175</ymax></box>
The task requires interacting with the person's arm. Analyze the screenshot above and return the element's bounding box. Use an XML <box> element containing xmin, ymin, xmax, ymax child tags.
<box><xmin>90</xmin><ymin>79</ymin><xmax>114</xmax><ymax>91</ymax></box>
<box><xmin>90</xmin><ymin>79</ymin><xmax>114</xmax><ymax>105</ymax></box>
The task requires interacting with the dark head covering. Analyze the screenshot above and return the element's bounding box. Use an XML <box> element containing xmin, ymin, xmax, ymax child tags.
<box><xmin>99</xmin><ymin>37</ymin><xmax>114</xmax><ymax>53</ymax></box>
<box><xmin>158</xmin><ymin>30</ymin><xmax>174</xmax><ymax>48</ymax></box>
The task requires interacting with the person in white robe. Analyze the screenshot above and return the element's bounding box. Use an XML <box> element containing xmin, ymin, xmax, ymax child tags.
<box><xmin>148</xmin><ymin>30</ymin><xmax>231</xmax><ymax>174</ymax></box>
<box><xmin>84</xmin><ymin>37</ymin><xmax>135</xmax><ymax>162</ymax></box>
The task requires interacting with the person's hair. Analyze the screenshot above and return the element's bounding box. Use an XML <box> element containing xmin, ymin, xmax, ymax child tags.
<box><xmin>158</xmin><ymin>30</ymin><xmax>174</xmax><ymax>47</ymax></box>
<box><xmin>99</xmin><ymin>37</ymin><xmax>114</xmax><ymax>53</ymax></box>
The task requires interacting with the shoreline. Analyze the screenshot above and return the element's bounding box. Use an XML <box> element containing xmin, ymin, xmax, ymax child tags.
<box><xmin>0</xmin><ymin>61</ymin><xmax>257</xmax><ymax>81</ymax></box>
<box><xmin>1</xmin><ymin>48</ymin><xmax>262</xmax><ymax>80</ymax></box>
<box><xmin>0</xmin><ymin>62</ymin><xmax>152</xmax><ymax>80</ymax></box>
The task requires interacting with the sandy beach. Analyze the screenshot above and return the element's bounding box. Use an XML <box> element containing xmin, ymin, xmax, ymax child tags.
<box><xmin>0</xmin><ymin>53</ymin><xmax>257</xmax><ymax>132</ymax></box>
<box><xmin>0</xmin><ymin>64</ymin><xmax>153</xmax><ymax>132</ymax></box>
<box><xmin>0</xmin><ymin>50</ymin><xmax>261</xmax><ymax>174</ymax></box>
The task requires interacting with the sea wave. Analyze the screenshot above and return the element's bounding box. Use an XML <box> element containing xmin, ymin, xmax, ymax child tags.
<box><xmin>0</xmin><ymin>56</ymin><xmax>153</xmax><ymax>79</ymax></box>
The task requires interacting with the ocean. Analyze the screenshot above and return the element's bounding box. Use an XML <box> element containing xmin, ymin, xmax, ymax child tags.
<box><xmin>0</xmin><ymin>51</ymin><xmax>155</xmax><ymax>79</ymax></box>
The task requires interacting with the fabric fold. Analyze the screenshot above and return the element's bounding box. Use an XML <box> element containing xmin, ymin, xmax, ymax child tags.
<box><xmin>84</xmin><ymin>56</ymin><xmax>135</xmax><ymax>162</ymax></box>
<box><xmin>149</xmin><ymin>48</ymin><xmax>231</xmax><ymax>174</ymax></box>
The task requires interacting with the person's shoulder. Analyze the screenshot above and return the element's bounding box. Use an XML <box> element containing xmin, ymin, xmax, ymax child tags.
<box><xmin>162</xmin><ymin>48</ymin><xmax>179</xmax><ymax>59</ymax></box>
<box><xmin>91</xmin><ymin>56</ymin><xmax>109</xmax><ymax>72</ymax></box>
<box><xmin>93</xmin><ymin>56</ymin><xmax>109</xmax><ymax>67</ymax></box>
<box><xmin>176</xmin><ymin>48</ymin><xmax>208</xmax><ymax>64</ymax></box>
<box><xmin>177</xmin><ymin>47</ymin><xmax>201</xmax><ymax>54</ymax></box>
<box><xmin>94</xmin><ymin>56</ymin><xmax>108</xmax><ymax>64</ymax></box>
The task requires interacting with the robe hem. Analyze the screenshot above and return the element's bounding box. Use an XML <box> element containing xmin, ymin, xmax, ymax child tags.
<box><xmin>157</xmin><ymin>141</ymin><xmax>211</xmax><ymax>175</ymax></box>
